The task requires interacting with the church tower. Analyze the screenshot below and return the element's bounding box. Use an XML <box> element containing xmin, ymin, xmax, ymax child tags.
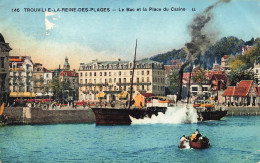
<box><xmin>63</xmin><ymin>56</ymin><xmax>70</xmax><ymax>70</ymax></box>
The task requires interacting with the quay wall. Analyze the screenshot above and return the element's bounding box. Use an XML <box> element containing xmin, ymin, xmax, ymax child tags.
<box><xmin>1</xmin><ymin>107</ymin><xmax>96</xmax><ymax>125</ymax></box>
<box><xmin>226</xmin><ymin>107</ymin><xmax>260</xmax><ymax>116</ymax></box>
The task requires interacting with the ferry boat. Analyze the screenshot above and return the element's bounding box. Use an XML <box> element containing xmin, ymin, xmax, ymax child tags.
<box><xmin>91</xmin><ymin>96</ymin><xmax>169</xmax><ymax>125</ymax></box>
<box><xmin>91</xmin><ymin>40</ymin><xmax>170</xmax><ymax>125</ymax></box>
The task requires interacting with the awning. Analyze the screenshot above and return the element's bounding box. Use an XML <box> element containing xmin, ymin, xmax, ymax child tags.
<box><xmin>118</xmin><ymin>91</ymin><xmax>128</xmax><ymax>99</ymax></box>
<box><xmin>10</xmin><ymin>92</ymin><xmax>36</xmax><ymax>97</ymax></box>
<box><xmin>97</xmin><ymin>92</ymin><xmax>106</xmax><ymax>98</ymax></box>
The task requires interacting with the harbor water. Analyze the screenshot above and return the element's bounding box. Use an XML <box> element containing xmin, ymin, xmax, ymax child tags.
<box><xmin>1</xmin><ymin>106</ymin><xmax>260</xmax><ymax>163</ymax></box>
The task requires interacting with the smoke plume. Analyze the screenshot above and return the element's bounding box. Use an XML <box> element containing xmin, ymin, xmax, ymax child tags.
<box><xmin>177</xmin><ymin>0</ymin><xmax>232</xmax><ymax>101</ymax></box>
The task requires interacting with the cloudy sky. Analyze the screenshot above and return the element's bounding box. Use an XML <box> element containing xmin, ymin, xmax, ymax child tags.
<box><xmin>0</xmin><ymin>0</ymin><xmax>260</xmax><ymax>69</ymax></box>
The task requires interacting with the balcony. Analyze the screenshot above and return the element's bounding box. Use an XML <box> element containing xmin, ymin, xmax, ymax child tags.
<box><xmin>116</xmin><ymin>82</ymin><xmax>151</xmax><ymax>86</ymax></box>
<box><xmin>79</xmin><ymin>83</ymin><xmax>108</xmax><ymax>87</ymax></box>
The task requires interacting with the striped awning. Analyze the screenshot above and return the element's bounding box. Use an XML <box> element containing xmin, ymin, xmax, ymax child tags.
<box><xmin>118</xmin><ymin>91</ymin><xmax>128</xmax><ymax>99</ymax></box>
<box><xmin>97</xmin><ymin>92</ymin><xmax>106</xmax><ymax>98</ymax></box>
<box><xmin>10</xmin><ymin>92</ymin><xmax>36</xmax><ymax>97</ymax></box>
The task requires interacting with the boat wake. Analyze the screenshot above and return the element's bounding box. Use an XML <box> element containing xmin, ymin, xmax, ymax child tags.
<box><xmin>130</xmin><ymin>104</ymin><xmax>198</xmax><ymax>124</ymax></box>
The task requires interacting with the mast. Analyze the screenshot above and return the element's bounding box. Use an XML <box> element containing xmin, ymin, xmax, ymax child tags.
<box><xmin>186</xmin><ymin>63</ymin><xmax>193</xmax><ymax>104</ymax></box>
<box><xmin>128</xmin><ymin>39</ymin><xmax>137</xmax><ymax>109</ymax></box>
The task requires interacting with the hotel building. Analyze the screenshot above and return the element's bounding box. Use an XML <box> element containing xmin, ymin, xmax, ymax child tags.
<box><xmin>78</xmin><ymin>59</ymin><xmax>165</xmax><ymax>102</ymax></box>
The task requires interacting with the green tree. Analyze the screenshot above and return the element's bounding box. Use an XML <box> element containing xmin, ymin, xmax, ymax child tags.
<box><xmin>169</xmin><ymin>70</ymin><xmax>179</xmax><ymax>94</ymax></box>
<box><xmin>192</xmin><ymin>67</ymin><xmax>206</xmax><ymax>91</ymax></box>
<box><xmin>228</xmin><ymin>69</ymin><xmax>255</xmax><ymax>86</ymax></box>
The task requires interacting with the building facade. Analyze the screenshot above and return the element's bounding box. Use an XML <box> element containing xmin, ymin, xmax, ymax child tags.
<box><xmin>0</xmin><ymin>33</ymin><xmax>12</xmax><ymax>104</ymax></box>
<box><xmin>253</xmin><ymin>63</ymin><xmax>260</xmax><ymax>85</ymax></box>
<box><xmin>33</xmin><ymin>63</ymin><xmax>53</xmax><ymax>98</ymax></box>
<box><xmin>78</xmin><ymin>59</ymin><xmax>165</xmax><ymax>102</ymax></box>
<box><xmin>9</xmin><ymin>56</ymin><xmax>34</xmax><ymax>99</ymax></box>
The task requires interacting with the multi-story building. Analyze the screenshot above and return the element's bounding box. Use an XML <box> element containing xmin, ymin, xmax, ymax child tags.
<box><xmin>78</xmin><ymin>59</ymin><xmax>165</xmax><ymax>102</ymax></box>
<box><xmin>9</xmin><ymin>56</ymin><xmax>34</xmax><ymax>99</ymax></box>
<box><xmin>253</xmin><ymin>63</ymin><xmax>260</xmax><ymax>85</ymax></box>
<box><xmin>32</xmin><ymin>63</ymin><xmax>53</xmax><ymax>98</ymax></box>
<box><xmin>0</xmin><ymin>33</ymin><xmax>12</xmax><ymax>104</ymax></box>
<box><xmin>59</xmin><ymin>70</ymin><xmax>79</xmax><ymax>102</ymax></box>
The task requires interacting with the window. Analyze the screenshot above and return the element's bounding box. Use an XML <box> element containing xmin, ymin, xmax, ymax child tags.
<box><xmin>137</xmin><ymin>78</ymin><xmax>139</xmax><ymax>83</ymax></box>
<box><xmin>80</xmin><ymin>79</ymin><xmax>83</xmax><ymax>84</ymax></box>
<box><xmin>109</xmin><ymin>78</ymin><xmax>112</xmax><ymax>83</ymax></box>
<box><xmin>85</xmin><ymin>72</ymin><xmax>87</xmax><ymax>76</ymax></box>
<box><xmin>94</xmin><ymin>79</ymin><xmax>96</xmax><ymax>84</ymax></box>
<box><xmin>124</xmin><ymin>72</ymin><xmax>126</xmax><ymax>75</ymax></box>
<box><xmin>114</xmin><ymin>78</ymin><xmax>116</xmax><ymax>83</ymax></box>
<box><xmin>192</xmin><ymin>87</ymin><xmax>198</xmax><ymax>91</ymax></box>
<box><xmin>0</xmin><ymin>57</ymin><xmax>4</xmax><ymax>68</ymax></box>
<box><xmin>142</xmin><ymin>77</ymin><xmax>144</xmax><ymax>82</ymax></box>
<box><xmin>119</xmin><ymin>71</ymin><xmax>121</xmax><ymax>76</ymax></box>
<box><xmin>119</xmin><ymin>78</ymin><xmax>121</xmax><ymax>83</ymax></box>
<box><xmin>104</xmin><ymin>72</ymin><xmax>107</xmax><ymax>76</ymax></box>
<box><xmin>142</xmin><ymin>71</ymin><xmax>144</xmax><ymax>75</ymax></box>
<box><xmin>114</xmin><ymin>72</ymin><xmax>116</xmax><ymax>76</ymax></box>
<box><xmin>100</xmin><ymin>72</ymin><xmax>102</xmax><ymax>76</ymax></box>
<box><xmin>257</xmin><ymin>69</ymin><xmax>259</xmax><ymax>73</ymax></box>
<box><xmin>85</xmin><ymin>79</ymin><xmax>87</xmax><ymax>83</ymax></box>
<box><xmin>147</xmin><ymin>77</ymin><xmax>150</xmax><ymax>82</ymax></box>
<box><xmin>202</xmin><ymin>87</ymin><xmax>208</xmax><ymax>91</ymax></box>
<box><xmin>105</xmin><ymin>79</ymin><xmax>107</xmax><ymax>83</ymax></box>
<box><xmin>80</xmin><ymin>73</ymin><xmax>83</xmax><ymax>77</ymax></box>
<box><xmin>90</xmin><ymin>72</ymin><xmax>92</xmax><ymax>76</ymax></box>
<box><xmin>124</xmin><ymin>78</ymin><xmax>126</xmax><ymax>83</ymax></box>
<box><xmin>109</xmin><ymin>72</ymin><xmax>111</xmax><ymax>76</ymax></box>
<box><xmin>46</xmin><ymin>74</ymin><xmax>49</xmax><ymax>78</ymax></box>
<box><xmin>130</xmin><ymin>71</ymin><xmax>133</xmax><ymax>75</ymax></box>
<box><xmin>137</xmin><ymin>71</ymin><xmax>139</xmax><ymax>75</ymax></box>
<box><xmin>142</xmin><ymin>85</ymin><xmax>144</xmax><ymax>90</ymax></box>
<box><xmin>114</xmin><ymin>86</ymin><xmax>117</xmax><ymax>91</ymax></box>
<box><xmin>94</xmin><ymin>72</ymin><xmax>96</xmax><ymax>76</ymax></box>
<box><xmin>147</xmin><ymin>85</ymin><xmax>150</xmax><ymax>91</ymax></box>
<box><xmin>90</xmin><ymin>94</ymin><xmax>92</xmax><ymax>100</ymax></box>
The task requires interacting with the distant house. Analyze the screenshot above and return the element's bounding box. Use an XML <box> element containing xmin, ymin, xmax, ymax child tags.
<box><xmin>221</xmin><ymin>55</ymin><xmax>232</xmax><ymax>71</ymax></box>
<box><xmin>253</xmin><ymin>63</ymin><xmax>260</xmax><ymax>85</ymax></box>
<box><xmin>242</xmin><ymin>45</ymin><xmax>253</xmax><ymax>55</ymax></box>
<box><xmin>222</xmin><ymin>80</ymin><xmax>258</xmax><ymax>106</ymax></box>
<box><xmin>210</xmin><ymin>74</ymin><xmax>228</xmax><ymax>92</ymax></box>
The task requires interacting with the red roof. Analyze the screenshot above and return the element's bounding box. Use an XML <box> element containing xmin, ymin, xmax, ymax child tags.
<box><xmin>222</xmin><ymin>86</ymin><xmax>235</xmax><ymax>96</ymax></box>
<box><xmin>60</xmin><ymin>70</ymin><xmax>78</xmax><ymax>77</ymax></box>
<box><xmin>211</xmin><ymin>74</ymin><xmax>228</xmax><ymax>84</ymax></box>
<box><xmin>234</xmin><ymin>87</ymin><xmax>248</xmax><ymax>97</ymax></box>
<box><xmin>140</xmin><ymin>93</ymin><xmax>155</xmax><ymax>98</ymax></box>
<box><xmin>222</xmin><ymin>55</ymin><xmax>231</xmax><ymax>59</ymax></box>
<box><xmin>222</xmin><ymin>80</ymin><xmax>256</xmax><ymax>97</ymax></box>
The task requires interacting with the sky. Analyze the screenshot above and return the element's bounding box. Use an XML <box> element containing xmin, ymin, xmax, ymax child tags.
<box><xmin>0</xmin><ymin>0</ymin><xmax>260</xmax><ymax>70</ymax></box>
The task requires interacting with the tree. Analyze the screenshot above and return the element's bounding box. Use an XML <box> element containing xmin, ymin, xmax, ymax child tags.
<box><xmin>168</xmin><ymin>70</ymin><xmax>179</xmax><ymax>94</ymax></box>
<box><xmin>228</xmin><ymin>69</ymin><xmax>255</xmax><ymax>86</ymax></box>
<box><xmin>192</xmin><ymin>67</ymin><xmax>206</xmax><ymax>94</ymax></box>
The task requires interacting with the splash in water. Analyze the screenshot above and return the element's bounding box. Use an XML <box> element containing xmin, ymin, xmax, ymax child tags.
<box><xmin>131</xmin><ymin>104</ymin><xmax>198</xmax><ymax>124</ymax></box>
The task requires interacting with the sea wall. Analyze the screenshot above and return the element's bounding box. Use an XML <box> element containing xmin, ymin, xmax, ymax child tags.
<box><xmin>227</xmin><ymin>107</ymin><xmax>260</xmax><ymax>116</ymax></box>
<box><xmin>1</xmin><ymin>107</ymin><xmax>96</xmax><ymax>125</ymax></box>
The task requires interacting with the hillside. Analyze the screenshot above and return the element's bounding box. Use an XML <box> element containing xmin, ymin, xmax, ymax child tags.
<box><xmin>149</xmin><ymin>36</ymin><xmax>257</xmax><ymax>69</ymax></box>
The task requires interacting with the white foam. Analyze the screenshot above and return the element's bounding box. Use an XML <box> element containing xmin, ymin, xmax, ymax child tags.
<box><xmin>131</xmin><ymin>104</ymin><xmax>198</xmax><ymax>124</ymax></box>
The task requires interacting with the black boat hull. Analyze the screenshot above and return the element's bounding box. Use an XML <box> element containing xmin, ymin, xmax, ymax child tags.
<box><xmin>198</xmin><ymin>110</ymin><xmax>228</xmax><ymax>121</ymax></box>
<box><xmin>91</xmin><ymin>107</ymin><xmax>167</xmax><ymax>125</ymax></box>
